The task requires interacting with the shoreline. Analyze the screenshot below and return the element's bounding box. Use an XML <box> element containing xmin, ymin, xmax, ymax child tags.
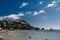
<box><xmin>0</xmin><ymin>29</ymin><xmax>14</xmax><ymax>33</ymax></box>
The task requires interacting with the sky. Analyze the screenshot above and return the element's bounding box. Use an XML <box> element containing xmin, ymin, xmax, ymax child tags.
<box><xmin>0</xmin><ymin>0</ymin><xmax>60</xmax><ymax>29</ymax></box>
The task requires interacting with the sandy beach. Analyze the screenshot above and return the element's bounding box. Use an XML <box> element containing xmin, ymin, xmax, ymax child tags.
<box><xmin>0</xmin><ymin>30</ymin><xmax>60</xmax><ymax>40</ymax></box>
<box><xmin>0</xmin><ymin>29</ymin><xmax>14</xmax><ymax>40</ymax></box>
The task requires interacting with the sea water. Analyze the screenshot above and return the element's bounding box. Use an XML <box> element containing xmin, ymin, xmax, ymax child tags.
<box><xmin>0</xmin><ymin>30</ymin><xmax>60</xmax><ymax>40</ymax></box>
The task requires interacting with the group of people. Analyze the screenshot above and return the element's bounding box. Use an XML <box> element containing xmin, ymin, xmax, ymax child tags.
<box><xmin>29</xmin><ymin>36</ymin><xmax>47</xmax><ymax>40</ymax></box>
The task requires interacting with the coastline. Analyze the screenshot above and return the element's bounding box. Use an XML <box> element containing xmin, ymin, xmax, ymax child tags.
<box><xmin>0</xmin><ymin>29</ymin><xmax>14</xmax><ymax>33</ymax></box>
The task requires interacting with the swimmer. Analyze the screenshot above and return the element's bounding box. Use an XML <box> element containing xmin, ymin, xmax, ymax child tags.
<box><xmin>29</xmin><ymin>36</ymin><xmax>31</xmax><ymax>39</ymax></box>
<box><xmin>45</xmin><ymin>38</ymin><xmax>47</xmax><ymax>40</ymax></box>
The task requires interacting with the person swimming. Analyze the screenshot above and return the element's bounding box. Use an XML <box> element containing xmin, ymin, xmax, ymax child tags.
<box><xmin>29</xmin><ymin>36</ymin><xmax>31</xmax><ymax>39</ymax></box>
<box><xmin>45</xmin><ymin>38</ymin><xmax>47</xmax><ymax>40</ymax></box>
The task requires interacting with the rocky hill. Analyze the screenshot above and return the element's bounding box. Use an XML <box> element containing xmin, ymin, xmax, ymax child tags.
<box><xmin>0</xmin><ymin>20</ymin><xmax>40</xmax><ymax>30</ymax></box>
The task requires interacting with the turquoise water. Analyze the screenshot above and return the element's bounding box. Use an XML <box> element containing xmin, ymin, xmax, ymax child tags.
<box><xmin>0</xmin><ymin>30</ymin><xmax>60</xmax><ymax>40</ymax></box>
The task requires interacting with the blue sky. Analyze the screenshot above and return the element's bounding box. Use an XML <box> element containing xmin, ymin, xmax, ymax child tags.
<box><xmin>0</xmin><ymin>0</ymin><xmax>60</xmax><ymax>29</ymax></box>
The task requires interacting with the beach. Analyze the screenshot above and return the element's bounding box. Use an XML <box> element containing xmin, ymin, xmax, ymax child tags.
<box><xmin>0</xmin><ymin>30</ymin><xmax>60</xmax><ymax>40</ymax></box>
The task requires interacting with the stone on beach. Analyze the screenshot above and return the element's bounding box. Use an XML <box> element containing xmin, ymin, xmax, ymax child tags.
<box><xmin>0</xmin><ymin>28</ymin><xmax>2</xmax><ymax>31</ymax></box>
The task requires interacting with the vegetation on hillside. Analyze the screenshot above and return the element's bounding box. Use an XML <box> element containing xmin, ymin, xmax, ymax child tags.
<box><xmin>0</xmin><ymin>20</ymin><xmax>40</xmax><ymax>30</ymax></box>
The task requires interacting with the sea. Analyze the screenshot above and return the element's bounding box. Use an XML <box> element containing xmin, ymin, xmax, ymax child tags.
<box><xmin>0</xmin><ymin>30</ymin><xmax>60</xmax><ymax>40</ymax></box>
